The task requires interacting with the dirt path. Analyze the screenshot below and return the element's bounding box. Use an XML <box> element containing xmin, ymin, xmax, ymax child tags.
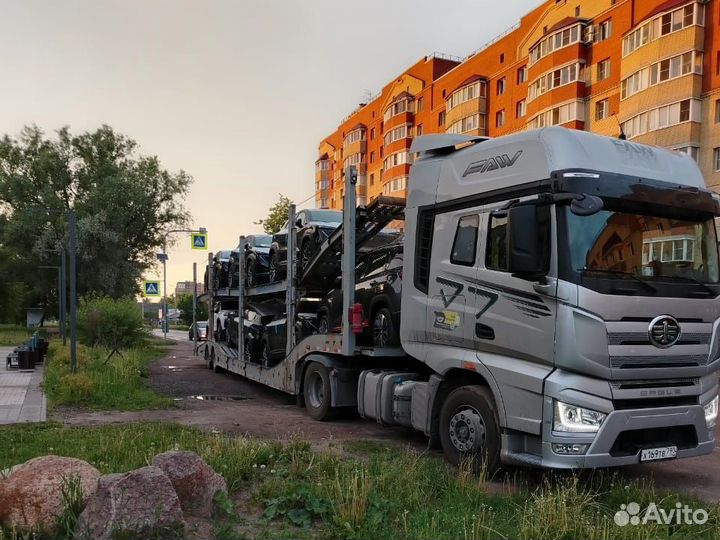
<box><xmin>54</xmin><ymin>338</ymin><xmax>720</xmax><ymax>503</ymax></box>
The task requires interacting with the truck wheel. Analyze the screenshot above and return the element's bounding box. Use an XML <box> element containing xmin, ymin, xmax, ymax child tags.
<box><xmin>303</xmin><ymin>362</ymin><xmax>338</xmax><ymax>421</ymax></box>
<box><xmin>372</xmin><ymin>307</ymin><xmax>398</xmax><ymax>347</ymax></box>
<box><xmin>439</xmin><ymin>386</ymin><xmax>500</xmax><ymax>473</ymax></box>
<box><xmin>318</xmin><ymin>313</ymin><xmax>329</xmax><ymax>334</ymax></box>
<box><xmin>299</xmin><ymin>239</ymin><xmax>313</xmax><ymax>274</ymax></box>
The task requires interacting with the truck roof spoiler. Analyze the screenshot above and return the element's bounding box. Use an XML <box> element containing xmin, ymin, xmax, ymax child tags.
<box><xmin>410</xmin><ymin>134</ymin><xmax>491</xmax><ymax>156</ymax></box>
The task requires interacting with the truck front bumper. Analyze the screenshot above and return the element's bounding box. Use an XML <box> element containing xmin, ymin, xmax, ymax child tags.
<box><xmin>540</xmin><ymin>402</ymin><xmax>715</xmax><ymax>469</ymax></box>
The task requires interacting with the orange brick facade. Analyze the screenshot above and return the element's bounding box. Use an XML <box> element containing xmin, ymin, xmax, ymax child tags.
<box><xmin>316</xmin><ymin>0</ymin><xmax>720</xmax><ymax>209</ymax></box>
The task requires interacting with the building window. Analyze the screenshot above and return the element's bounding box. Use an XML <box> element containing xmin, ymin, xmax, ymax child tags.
<box><xmin>528</xmin><ymin>62</ymin><xmax>584</xmax><ymax>101</ymax></box>
<box><xmin>715</xmin><ymin>99</ymin><xmax>720</xmax><ymax>123</ymax></box>
<box><xmin>343</xmin><ymin>129</ymin><xmax>365</xmax><ymax>146</ymax></box>
<box><xmin>370</xmin><ymin>151</ymin><xmax>375</xmax><ymax>164</ymax></box>
<box><xmin>370</xmin><ymin>127</ymin><xmax>375</xmax><ymax>140</ymax></box>
<box><xmin>383</xmin><ymin>151</ymin><xmax>409</xmax><ymax>170</ymax></box>
<box><xmin>622</xmin><ymin>51</ymin><xmax>702</xmax><ymax>99</ymax></box>
<box><xmin>382</xmin><ymin>176</ymin><xmax>408</xmax><ymax>195</ymax></box>
<box><xmin>516</xmin><ymin>100</ymin><xmax>526</xmax><ymax>118</ymax></box>
<box><xmin>597</xmin><ymin>59</ymin><xmax>610</xmax><ymax>81</ymax></box>
<box><xmin>595</xmin><ymin>99</ymin><xmax>609</xmax><ymax>120</ymax></box>
<box><xmin>343</xmin><ymin>153</ymin><xmax>364</xmax><ymax>169</ymax></box>
<box><xmin>529</xmin><ymin>23</ymin><xmax>582</xmax><ymax>65</ymax></box>
<box><xmin>438</xmin><ymin>111</ymin><xmax>446</xmax><ymax>126</ymax></box>
<box><xmin>486</xmin><ymin>213</ymin><xmax>508</xmax><ymax>271</ymax></box>
<box><xmin>714</xmin><ymin>148</ymin><xmax>720</xmax><ymax>172</ymax></box>
<box><xmin>496</xmin><ymin>110</ymin><xmax>505</xmax><ymax>128</ymax></box>
<box><xmin>370</xmin><ymin>173</ymin><xmax>375</xmax><ymax>186</ymax></box>
<box><xmin>529</xmin><ymin>100</ymin><xmax>585</xmax><ymax>129</ymax></box>
<box><xmin>383</xmin><ymin>124</ymin><xmax>411</xmax><ymax>146</ymax></box>
<box><xmin>623</xmin><ymin>4</ymin><xmax>704</xmax><ymax>56</ymax></box>
<box><xmin>674</xmin><ymin>146</ymin><xmax>699</xmax><ymax>161</ymax></box>
<box><xmin>451</xmin><ymin>215</ymin><xmax>479</xmax><ymax>266</ymax></box>
<box><xmin>499</xmin><ymin>53</ymin><xmax>505</xmax><ymax>64</ymax></box>
<box><xmin>575</xmin><ymin>6</ymin><xmax>580</xmax><ymax>17</ymax></box>
<box><xmin>383</xmin><ymin>98</ymin><xmax>411</xmax><ymax>122</ymax></box>
<box><xmin>621</xmin><ymin>99</ymin><xmax>700</xmax><ymax>138</ymax></box>
<box><xmin>447</xmin><ymin>114</ymin><xmax>486</xmax><ymax>134</ymax></box>
<box><xmin>497</xmin><ymin>77</ymin><xmax>506</xmax><ymax>96</ymax></box>
<box><xmin>416</xmin><ymin>124</ymin><xmax>424</xmax><ymax>136</ymax></box>
<box><xmin>596</xmin><ymin>19</ymin><xmax>612</xmax><ymax>41</ymax></box>
<box><xmin>447</xmin><ymin>81</ymin><xmax>486</xmax><ymax>111</ymax></box>
<box><xmin>517</xmin><ymin>66</ymin><xmax>527</xmax><ymax>84</ymax></box>
<box><xmin>417</xmin><ymin>97</ymin><xmax>424</xmax><ymax>112</ymax></box>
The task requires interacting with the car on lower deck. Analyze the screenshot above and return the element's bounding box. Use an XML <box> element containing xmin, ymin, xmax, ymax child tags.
<box><xmin>268</xmin><ymin>209</ymin><xmax>342</xmax><ymax>282</ymax></box>
<box><xmin>316</xmin><ymin>241</ymin><xmax>403</xmax><ymax>347</ymax></box>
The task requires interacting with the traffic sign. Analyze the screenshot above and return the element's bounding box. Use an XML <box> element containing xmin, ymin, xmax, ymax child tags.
<box><xmin>143</xmin><ymin>280</ymin><xmax>160</xmax><ymax>297</ymax></box>
<box><xmin>191</xmin><ymin>233</ymin><xmax>208</xmax><ymax>250</ymax></box>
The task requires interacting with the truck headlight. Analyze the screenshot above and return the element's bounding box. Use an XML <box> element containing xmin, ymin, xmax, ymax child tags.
<box><xmin>553</xmin><ymin>400</ymin><xmax>607</xmax><ymax>433</ymax></box>
<box><xmin>704</xmin><ymin>395</ymin><xmax>718</xmax><ymax>428</ymax></box>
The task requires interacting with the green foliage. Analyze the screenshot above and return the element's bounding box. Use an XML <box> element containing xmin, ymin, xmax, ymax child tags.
<box><xmin>263</xmin><ymin>485</ymin><xmax>332</xmax><ymax>528</ymax></box>
<box><xmin>44</xmin><ymin>341</ymin><xmax>170</xmax><ymax>410</ymax></box>
<box><xmin>54</xmin><ymin>474</ymin><xmax>85</xmax><ymax>539</ymax></box>
<box><xmin>1</xmin><ymin>423</ymin><xmax>719</xmax><ymax>540</ymax></box>
<box><xmin>77</xmin><ymin>295</ymin><xmax>146</xmax><ymax>350</ymax></box>
<box><xmin>0</xmin><ymin>125</ymin><xmax>192</xmax><ymax>306</ymax></box>
<box><xmin>255</xmin><ymin>194</ymin><xmax>292</xmax><ymax>234</ymax></box>
<box><xmin>176</xmin><ymin>293</ymin><xmax>208</xmax><ymax>326</ymax></box>
<box><xmin>0</xmin><ymin>325</ymin><xmax>32</xmax><ymax>346</ymax></box>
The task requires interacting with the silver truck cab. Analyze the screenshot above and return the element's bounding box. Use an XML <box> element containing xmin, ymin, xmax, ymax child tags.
<box><xmin>402</xmin><ymin>127</ymin><xmax>720</xmax><ymax>469</ymax></box>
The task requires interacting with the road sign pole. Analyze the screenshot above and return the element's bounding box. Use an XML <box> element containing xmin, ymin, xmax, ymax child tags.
<box><xmin>162</xmin><ymin>241</ymin><xmax>167</xmax><ymax>340</ymax></box>
<box><xmin>193</xmin><ymin>262</ymin><xmax>197</xmax><ymax>350</ymax></box>
<box><xmin>60</xmin><ymin>250</ymin><xmax>66</xmax><ymax>345</ymax></box>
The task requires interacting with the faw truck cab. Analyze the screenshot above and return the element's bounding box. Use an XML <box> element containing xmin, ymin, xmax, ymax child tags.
<box><xmin>402</xmin><ymin>127</ymin><xmax>720</xmax><ymax>469</ymax></box>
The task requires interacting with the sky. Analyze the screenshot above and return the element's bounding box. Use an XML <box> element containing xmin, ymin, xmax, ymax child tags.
<box><xmin>0</xmin><ymin>0</ymin><xmax>538</xmax><ymax>301</ymax></box>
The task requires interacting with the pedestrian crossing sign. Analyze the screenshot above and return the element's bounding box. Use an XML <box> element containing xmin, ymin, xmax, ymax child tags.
<box><xmin>143</xmin><ymin>281</ymin><xmax>160</xmax><ymax>297</ymax></box>
<box><xmin>191</xmin><ymin>233</ymin><xmax>208</xmax><ymax>250</ymax></box>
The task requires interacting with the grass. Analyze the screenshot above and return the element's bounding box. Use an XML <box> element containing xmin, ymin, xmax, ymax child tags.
<box><xmin>43</xmin><ymin>340</ymin><xmax>172</xmax><ymax>411</ymax></box>
<box><xmin>0</xmin><ymin>324</ymin><xmax>33</xmax><ymax>346</ymax></box>
<box><xmin>1</xmin><ymin>422</ymin><xmax>719</xmax><ymax>540</ymax></box>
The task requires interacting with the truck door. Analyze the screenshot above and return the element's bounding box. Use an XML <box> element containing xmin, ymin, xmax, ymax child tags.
<box><xmin>425</xmin><ymin>211</ymin><xmax>481</xmax><ymax>348</ymax></box>
<box><xmin>473</xmin><ymin>202</ymin><xmax>557</xmax><ymax>435</ymax></box>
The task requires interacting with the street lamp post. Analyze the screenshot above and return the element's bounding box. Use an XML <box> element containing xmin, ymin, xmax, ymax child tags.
<box><xmin>159</xmin><ymin>227</ymin><xmax>206</xmax><ymax>339</ymax></box>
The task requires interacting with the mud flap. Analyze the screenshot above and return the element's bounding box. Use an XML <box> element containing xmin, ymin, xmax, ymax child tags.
<box><xmin>330</xmin><ymin>367</ymin><xmax>361</xmax><ymax>408</ymax></box>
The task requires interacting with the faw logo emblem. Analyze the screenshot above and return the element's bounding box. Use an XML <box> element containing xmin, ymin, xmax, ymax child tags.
<box><xmin>462</xmin><ymin>150</ymin><xmax>523</xmax><ymax>177</ymax></box>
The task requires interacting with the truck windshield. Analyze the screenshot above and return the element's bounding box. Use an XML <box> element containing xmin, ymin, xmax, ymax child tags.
<box><xmin>563</xmin><ymin>208</ymin><xmax>719</xmax><ymax>285</ymax></box>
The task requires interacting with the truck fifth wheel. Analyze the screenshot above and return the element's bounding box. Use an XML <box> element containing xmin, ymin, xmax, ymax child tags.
<box><xmin>199</xmin><ymin>127</ymin><xmax>720</xmax><ymax>471</ymax></box>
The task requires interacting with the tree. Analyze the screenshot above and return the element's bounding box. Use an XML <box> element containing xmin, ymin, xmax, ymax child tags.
<box><xmin>77</xmin><ymin>295</ymin><xmax>146</xmax><ymax>358</ymax></box>
<box><xmin>255</xmin><ymin>194</ymin><xmax>292</xmax><ymax>234</ymax></box>
<box><xmin>0</xmin><ymin>125</ymin><xmax>192</xmax><ymax>310</ymax></box>
<box><xmin>177</xmin><ymin>294</ymin><xmax>208</xmax><ymax>326</ymax></box>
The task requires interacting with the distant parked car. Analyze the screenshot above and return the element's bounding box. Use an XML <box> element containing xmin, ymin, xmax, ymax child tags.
<box><xmin>268</xmin><ymin>209</ymin><xmax>342</xmax><ymax>282</ymax></box>
<box><xmin>188</xmin><ymin>321</ymin><xmax>209</xmax><ymax>341</ymax></box>
<box><xmin>316</xmin><ymin>241</ymin><xmax>403</xmax><ymax>347</ymax></box>
<box><xmin>228</xmin><ymin>234</ymin><xmax>273</xmax><ymax>288</ymax></box>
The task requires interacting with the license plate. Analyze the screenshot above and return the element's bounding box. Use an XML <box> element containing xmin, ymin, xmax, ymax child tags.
<box><xmin>640</xmin><ymin>446</ymin><xmax>677</xmax><ymax>462</ymax></box>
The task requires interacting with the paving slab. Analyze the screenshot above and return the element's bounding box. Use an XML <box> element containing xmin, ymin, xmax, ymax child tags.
<box><xmin>0</xmin><ymin>346</ymin><xmax>46</xmax><ymax>424</ymax></box>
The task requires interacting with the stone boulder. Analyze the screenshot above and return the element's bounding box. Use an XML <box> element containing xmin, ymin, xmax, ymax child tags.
<box><xmin>0</xmin><ymin>455</ymin><xmax>100</xmax><ymax>534</ymax></box>
<box><xmin>152</xmin><ymin>451</ymin><xmax>227</xmax><ymax>518</ymax></box>
<box><xmin>74</xmin><ymin>466</ymin><xmax>184</xmax><ymax>540</ymax></box>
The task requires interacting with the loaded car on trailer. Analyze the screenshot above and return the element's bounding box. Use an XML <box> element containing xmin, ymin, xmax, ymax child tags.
<box><xmin>201</xmin><ymin>127</ymin><xmax>720</xmax><ymax>472</ymax></box>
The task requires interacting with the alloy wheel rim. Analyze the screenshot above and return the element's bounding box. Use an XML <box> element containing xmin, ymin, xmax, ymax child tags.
<box><xmin>448</xmin><ymin>405</ymin><xmax>486</xmax><ymax>453</ymax></box>
<box><xmin>373</xmin><ymin>312</ymin><xmax>390</xmax><ymax>346</ymax></box>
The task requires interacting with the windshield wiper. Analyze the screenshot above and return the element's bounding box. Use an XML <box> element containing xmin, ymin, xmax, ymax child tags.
<box><xmin>580</xmin><ymin>269</ymin><xmax>657</xmax><ymax>293</ymax></box>
<box><xmin>655</xmin><ymin>275</ymin><xmax>717</xmax><ymax>296</ymax></box>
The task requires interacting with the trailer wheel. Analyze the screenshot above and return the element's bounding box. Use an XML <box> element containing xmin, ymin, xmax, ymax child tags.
<box><xmin>439</xmin><ymin>385</ymin><xmax>500</xmax><ymax>473</ymax></box>
<box><xmin>303</xmin><ymin>362</ymin><xmax>338</xmax><ymax>421</ymax></box>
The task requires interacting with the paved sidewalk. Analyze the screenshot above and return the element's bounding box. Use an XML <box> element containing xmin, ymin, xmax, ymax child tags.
<box><xmin>0</xmin><ymin>346</ymin><xmax>47</xmax><ymax>424</ymax></box>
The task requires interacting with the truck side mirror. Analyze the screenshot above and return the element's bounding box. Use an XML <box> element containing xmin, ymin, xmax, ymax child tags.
<box><xmin>507</xmin><ymin>204</ymin><xmax>550</xmax><ymax>280</ymax></box>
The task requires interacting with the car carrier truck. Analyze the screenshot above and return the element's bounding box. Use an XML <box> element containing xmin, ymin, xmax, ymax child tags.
<box><xmin>199</xmin><ymin>126</ymin><xmax>720</xmax><ymax>471</ymax></box>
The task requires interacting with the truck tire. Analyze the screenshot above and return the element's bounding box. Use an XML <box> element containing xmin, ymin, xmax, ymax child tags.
<box><xmin>439</xmin><ymin>385</ymin><xmax>500</xmax><ymax>473</ymax></box>
<box><xmin>303</xmin><ymin>362</ymin><xmax>338</xmax><ymax>421</ymax></box>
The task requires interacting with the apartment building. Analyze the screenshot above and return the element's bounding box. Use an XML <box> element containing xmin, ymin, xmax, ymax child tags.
<box><xmin>174</xmin><ymin>280</ymin><xmax>204</xmax><ymax>299</ymax></box>
<box><xmin>316</xmin><ymin>0</ymin><xmax>720</xmax><ymax>209</ymax></box>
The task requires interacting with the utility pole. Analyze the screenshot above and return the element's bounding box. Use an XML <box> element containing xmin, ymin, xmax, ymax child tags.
<box><xmin>68</xmin><ymin>211</ymin><xmax>77</xmax><ymax>373</ymax></box>
<box><xmin>192</xmin><ymin>262</ymin><xmax>197</xmax><ymax>350</ymax></box>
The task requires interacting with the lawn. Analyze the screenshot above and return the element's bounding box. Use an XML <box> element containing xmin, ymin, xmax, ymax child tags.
<box><xmin>42</xmin><ymin>340</ymin><xmax>172</xmax><ymax>411</ymax></box>
<box><xmin>1</xmin><ymin>422</ymin><xmax>719</xmax><ymax>540</ymax></box>
<box><xmin>0</xmin><ymin>324</ymin><xmax>33</xmax><ymax>346</ymax></box>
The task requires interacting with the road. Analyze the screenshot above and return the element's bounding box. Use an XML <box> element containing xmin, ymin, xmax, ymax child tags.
<box><xmin>57</xmin><ymin>337</ymin><xmax>720</xmax><ymax>503</ymax></box>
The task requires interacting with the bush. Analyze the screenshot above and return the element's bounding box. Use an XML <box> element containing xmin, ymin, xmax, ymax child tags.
<box><xmin>78</xmin><ymin>296</ymin><xmax>146</xmax><ymax>350</ymax></box>
<box><xmin>58</xmin><ymin>373</ymin><xmax>95</xmax><ymax>402</ymax></box>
